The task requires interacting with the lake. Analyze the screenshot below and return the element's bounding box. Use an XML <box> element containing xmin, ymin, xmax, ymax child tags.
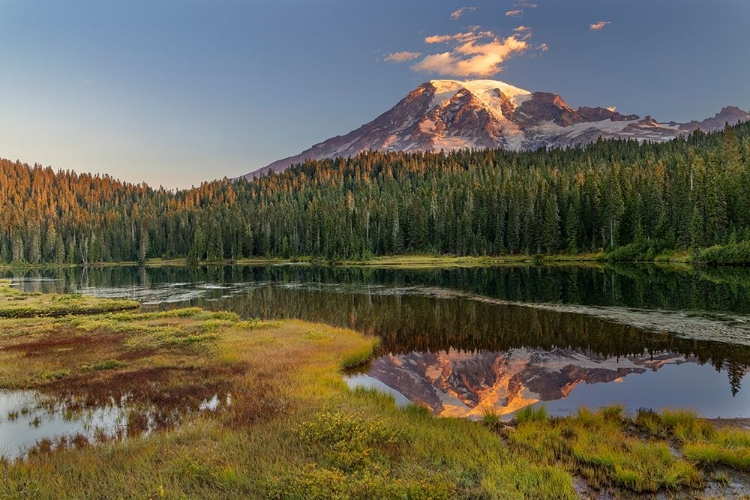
<box><xmin>6</xmin><ymin>263</ymin><xmax>750</xmax><ymax>423</ymax></box>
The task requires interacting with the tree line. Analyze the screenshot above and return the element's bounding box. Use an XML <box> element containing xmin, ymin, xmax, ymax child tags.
<box><xmin>1</xmin><ymin>122</ymin><xmax>749</xmax><ymax>265</ymax></box>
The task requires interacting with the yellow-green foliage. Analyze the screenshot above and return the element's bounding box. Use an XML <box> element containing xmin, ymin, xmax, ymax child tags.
<box><xmin>1</xmin><ymin>286</ymin><xmax>748</xmax><ymax>498</ymax></box>
<box><xmin>681</xmin><ymin>427</ymin><xmax>750</xmax><ymax>471</ymax></box>
<box><xmin>636</xmin><ymin>408</ymin><xmax>750</xmax><ymax>471</ymax></box>
<box><xmin>278</xmin><ymin>410</ymin><xmax>415</xmax><ymax>498</ymax></box>
<box><xmin>509</xmin><ymin>407</ymin><xmax>702</xmax><ymax>493</ymax></box>
<box><xmin>661</xmin><ymin>409</ymin><xmax>715</xmax><ymax>442</ymax></box>
<box><xmin>0</xmin><ymin>282</ymin><xmax>139</xmax><ymax>318</ymax></box>
<box><xmin>342</xmin><ymin>253</ymin><xmax>607</xmax><ymax>269</ymax></box>
<box><xmin>516</xmin><ymin>404</ymin><xmax>548</xmax><ymax>424</ymax></box>
<box><xmin>340</xmin><ymin>338</ymin><xmax>381</xmax><ymax>370</ymax></box>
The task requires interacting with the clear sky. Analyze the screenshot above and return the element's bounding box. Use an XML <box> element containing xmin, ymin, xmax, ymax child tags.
<box><xmin>2</xmin><ymin>0</ymin><xmax>749</xmax><ymax>189</ymax></box>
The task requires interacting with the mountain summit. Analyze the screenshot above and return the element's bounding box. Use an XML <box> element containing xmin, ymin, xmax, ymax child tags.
<box><xmin>244</xmin><ymin>79</ymin><xmax>750</xmax><ymax>178</ymax></box>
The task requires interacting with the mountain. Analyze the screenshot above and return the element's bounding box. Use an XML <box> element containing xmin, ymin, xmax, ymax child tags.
<box><xmin>244</xmin><ymin>80</ymin><xmax>750</xmax><ymax>178</ymax></box>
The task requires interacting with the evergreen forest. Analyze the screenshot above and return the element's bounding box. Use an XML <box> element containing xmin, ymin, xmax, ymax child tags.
<box><xmin>2</xmin><ymin>122</ymin><xmax>750</xmax><ymax>266</ymax></box>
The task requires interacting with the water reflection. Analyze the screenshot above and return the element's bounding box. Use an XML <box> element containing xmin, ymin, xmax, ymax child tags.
<box><xmin>10</xmin><ymin>264</ymin><xmax>750</xmax><ymax>314</ymax></box>
<box><xmin>6</xmin><ymin>264</ymin><xmax>750</xmax><ymax>419</ymax></box>
<box><xmin>0</xmin><ymin>389</ymin><xmax>231</xmax><ymax>460</ymax></box>
<box><xmin>0</xmin><ymin>390</ymin><xmax>125</xmax><ymax>460</ymax></box>
<box><xmin>352</xmin><ymin>349</ymin><xmax>749</xmax><ymax>419</ymax></box>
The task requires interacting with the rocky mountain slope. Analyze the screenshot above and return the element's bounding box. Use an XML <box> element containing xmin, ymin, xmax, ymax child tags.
<box><xmin>244</xmin><ymin>79</ymin><xmax>750</xmax><ymax>178</ymax></box>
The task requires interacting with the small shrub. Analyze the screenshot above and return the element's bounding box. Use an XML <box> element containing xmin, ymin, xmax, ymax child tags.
<box><xmin>608</xmin><ymin>242</ymin><xmax>649</xmax><ymax>262</ymax></box>
<box><xmin>698</xmin><ymin>240</ymin><xmax>750</xmax><ymax>266</ymax></box>
<box><xmin>41</xmin><ymin>369</ymin><xmax>70</xmax><ymax>380</ymax></box>
<box><xmin>204</xmin><ymin>311</ymin><xmax>240</xmax><ymax>322</ymax></box>
<box><xmin>199</xmin><ymin>319</ymin><xmax>234</xmax><ymax>333</ymax></box>
<box><xmin>294</xmin><ymin>411</ymin><xmax>403</xmax><ymax>472</ymax></box>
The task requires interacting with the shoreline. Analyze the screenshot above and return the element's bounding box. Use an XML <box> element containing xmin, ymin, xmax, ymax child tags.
<box><xmin>0</xmin><ymin>252</ymin><xmax>701</xmax><ymax>271</ymax></box>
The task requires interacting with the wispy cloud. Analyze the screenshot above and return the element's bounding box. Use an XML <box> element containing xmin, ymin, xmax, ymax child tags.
<box><xmin>425</xmin><ymin>31</ymin><xmax>492</xmax><ymax>44</ymax></box>
<box><xmin>82</xmin><ymin>79</ymin><xmax>93</xmax><ymax>85</ymax></box>
<box><xmin>590</xmin><ymin>21</ymin><xmax>612</xmax><ymax>31</ymax></box>
<box><xmin>450</xmin><ymin>6</ymin><xmax>476</xmax><ymax>20</ymax></box>
<box><xmin>505</xmin><ymin>0</ymin><xmax>537</xmax><ymax>18</ymax></box>
<box><xmin>385</xmin><ymin>51</ymin><xmax>422</xmax><ymax>63</ymax></box>
<box><xmin>410</xmin><ymin>28</ymin><xmax>530</xmax><ymax>78</ymax></box>
<box><xmin>513</xmin><ymin>26</ymin><xmax>532</xmax><ymax>40</ymax></box>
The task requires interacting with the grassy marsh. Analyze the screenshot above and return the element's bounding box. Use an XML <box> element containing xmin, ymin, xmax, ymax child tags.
<box><xmin>0</xmin><ymin>280</ymin><xmax>138</xmax><ymax>318</ymax></box>
<box><xmin>0</xmin><ymin>283</ymin><xmax>748</xmax><ymax>498</ymax></box>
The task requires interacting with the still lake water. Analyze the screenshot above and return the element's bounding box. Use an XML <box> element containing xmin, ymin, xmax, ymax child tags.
<box><xmin>6</xmin><ymin>263</ymin><xmax>750</xmax><ymax>424</ymax></box>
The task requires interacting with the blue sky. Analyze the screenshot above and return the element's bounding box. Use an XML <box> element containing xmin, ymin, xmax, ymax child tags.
<box><xmin>1</xmin><ymin>1</ymin><xmax>749</xmax><ymax>189</ymax></box>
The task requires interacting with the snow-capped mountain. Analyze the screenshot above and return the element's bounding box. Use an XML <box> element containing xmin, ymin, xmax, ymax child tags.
<box><xmin>244</xmin><ymin>79</ymin><xmax>750</xmax><ymax>178</ymax></box>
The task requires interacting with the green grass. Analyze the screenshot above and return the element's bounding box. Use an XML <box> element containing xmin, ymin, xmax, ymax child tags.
<box><xmin>340</xmin><ymin>337</ymin><xmax>380</xmax><ymax>369</ymax></box>
<box><xmin>684</xmin><ymin>436</ymin><xmax>750</xmax><ymax>471</ymax></box>
<box><xmin>507</xmin><ymin>407</ymin><xmax>704</xmax><ymax>493</ymax></box>
<box><xmin>336</xmin><ymin>253</ymin><xmax>607</xmax><ymax>268</ymax></box>
<box><xmin>0</xmin><ymin>280</ymin><xmax>139</xmax><ymax>318</ymax></box>
<box><xmin>0</xmin><ymin>286</ymin><xmax>749</xmax><ymax>498</ymax></box>
<box><xmin>516</xmin><ymin>404</ymin><xmax>549</xmax><ymax>424</ymax></box>
<box><xmin>635</xmin><ymin>408</ymin><xmax>750</xmax><ymax>471</ymax></box>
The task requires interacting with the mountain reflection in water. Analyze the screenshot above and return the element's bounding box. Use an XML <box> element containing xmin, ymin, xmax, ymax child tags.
<box><xmin>357</xmin><ymin>348</ymin><xmax>749</xmax><ymax>419</ymax></box>
<box><xmin>7</xmin><ymin>263</ymin><xmax>750</xmax><ymax>418</ymax></box>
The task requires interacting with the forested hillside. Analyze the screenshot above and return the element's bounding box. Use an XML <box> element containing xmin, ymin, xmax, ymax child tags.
<box><xmin>1</xmin><ymin>122</ymin><xmax>749</xmax><ymax>265</ymax></box>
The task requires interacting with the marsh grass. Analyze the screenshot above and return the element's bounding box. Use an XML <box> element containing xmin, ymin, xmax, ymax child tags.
<box><xmin>508</xmin><ymin>406</ymin><xmax>703</xmax><ymax>493</ymax></box>
<box><xmin>1</xmin><ymin>284</ymin><xmax>749</xmax><ymax>498</ymax></box>
<box><xmin>481</xmin><ymin>407</ymin><xmax>502</xmax><ymax>430</ymax></box>
<box><xmin>340</xmin><ymin>338</ymin><xmax>380</xmax><ymax>370</ymax></box>
<box><xmin>634</xmin><ymin>408</ymin><xmax>750</xmax><ymax>471</ymax></box>
<box><xmin>516</xmin><ymin>405</ymin><xmax>548</xmax><ymax>424</ymax></box>
<box><xmin>0</xmin><ymin>281</ymin><xmax>138</xmax><ymax>318</ymax></box>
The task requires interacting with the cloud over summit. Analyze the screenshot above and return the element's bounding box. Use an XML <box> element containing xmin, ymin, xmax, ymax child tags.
<box><xmin>411</xmin><ymin>28</ymin><xmax>530</xmax><ymax>77</ymax></box>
